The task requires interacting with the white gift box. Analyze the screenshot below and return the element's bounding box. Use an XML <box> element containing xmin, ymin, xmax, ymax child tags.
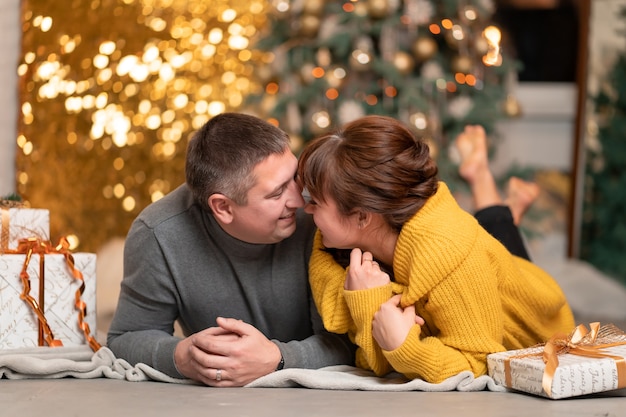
<box><xmin>488</xmin><ymin>340</ymin><xmax>626</xmax><ymax>399</ymax></box>
<box><xmin>0</xmin><ymin>252</ymin><xmax>97</xmax><ymax>350</ymax></box>
<box><xmin>0</xmin><ymin>207</ymin><xmax>50</xmax><ymax>251</ymax></box>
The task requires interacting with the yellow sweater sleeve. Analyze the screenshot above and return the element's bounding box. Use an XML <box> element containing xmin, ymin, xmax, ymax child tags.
<box><xmin>309</xmin><ymin>231</ymin><xmax>401</xmax><ymax>375</ymax></box>
<box><xmin>308</xmin><ymin>231</ymin><xmax>354</xmax><ymax>334</ymax></box>
<box><xmin>343</xmin><ymin>285</ymin><xmax>395</xmax><ymax>376</ymax></box>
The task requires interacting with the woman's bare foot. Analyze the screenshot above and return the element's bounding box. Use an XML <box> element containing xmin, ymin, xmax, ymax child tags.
<box><xmin>455</xmin><ymin>125</ymin><xmax>502</xmax><ymax>210</ymax></box>
<box><xmin>505</xmin><ymin>177</ymin><xmax>540</xmax><ymax>225</ymax></box>
<box><xmin>456</xmin><ymin>125</ymin><xmax>539</xmax><ymax>225</ymax></box>
<box><xmin>456</xmin><ymin>125</ymin><xmax>489</xmax><ymax>183</ymax></box>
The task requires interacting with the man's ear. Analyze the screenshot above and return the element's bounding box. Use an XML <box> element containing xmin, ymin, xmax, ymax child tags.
<box><xmin>208</xmin><ymin>194</ymin><xmax>234</xmax><ymax>224</ymax></box>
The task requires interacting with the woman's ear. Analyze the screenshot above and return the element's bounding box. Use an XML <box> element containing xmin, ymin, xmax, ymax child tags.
<box><xmin>208</xmin><ymin>194</ymin><xmax>234</xmax><ymax>224</ymax></box>
<box><xmin>357</xmin><ymin>210</ymin><xmax>372</xmax><ymax>229</ymax></box>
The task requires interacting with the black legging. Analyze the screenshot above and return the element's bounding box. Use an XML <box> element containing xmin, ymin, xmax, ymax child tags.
<box><xmin>474</xmin><ymin>205</ymin><xmax>531</xmax><ymax>261</ymax></box>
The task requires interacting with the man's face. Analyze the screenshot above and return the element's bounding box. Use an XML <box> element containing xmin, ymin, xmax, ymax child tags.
<box><xmin>226</xmin><ymin>148</ymin><xmax>305</xmax><ymax>244</ymax></box>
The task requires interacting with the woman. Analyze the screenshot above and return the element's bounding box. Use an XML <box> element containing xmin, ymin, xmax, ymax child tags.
<box><xmin>296</xmin><ymin>115</ymin><xmax>574</xmax><ymax>383</ymax></box>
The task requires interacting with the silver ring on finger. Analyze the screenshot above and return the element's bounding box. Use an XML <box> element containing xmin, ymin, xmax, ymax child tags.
<box><xmin>216</xmin><ymin>369</ymin><xmax>222</xmax><ymax>381</ymax></box>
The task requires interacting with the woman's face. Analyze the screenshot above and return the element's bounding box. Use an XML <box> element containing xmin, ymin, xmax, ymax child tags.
<box><xmin>303</xmin><ymin>194</ymin><xmax>360</xmax><ymax>249</ymax></box>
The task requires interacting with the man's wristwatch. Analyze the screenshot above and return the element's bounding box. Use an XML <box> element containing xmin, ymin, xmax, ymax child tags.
<box><xmin>276</xmin><ymin>354</ymin><xmax>285</xmax><ymax>371</ymax></box>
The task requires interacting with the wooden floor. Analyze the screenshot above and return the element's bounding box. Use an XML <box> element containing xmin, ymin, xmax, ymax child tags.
<box><xmin>2</xmin><ymin>378</ymin><xmax>625</xmax><ymax>417</ymax></box>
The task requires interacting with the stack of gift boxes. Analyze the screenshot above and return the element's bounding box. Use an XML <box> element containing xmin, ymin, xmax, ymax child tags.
<box><xmin>0</xmin><ymin>202</ymin><xmax>99</xmax><ymax>351</ymax></box>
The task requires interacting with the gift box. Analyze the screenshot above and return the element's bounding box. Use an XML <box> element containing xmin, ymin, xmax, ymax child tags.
<box><xmin>0</xmin><ymin>206</ymin><xmax>50</xmax><ymax>252</ymax></box>
<box><xmin>488</xmin><ymin>323</ymin><xmax>626</xmax><ymax>399</ymax></box>
<box><xmin>0</xmin><ymin>250</ymin><xmax>98</xmax><ymax>350</ymax></box>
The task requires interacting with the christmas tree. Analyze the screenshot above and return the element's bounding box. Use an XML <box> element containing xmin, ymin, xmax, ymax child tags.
<box><xmin>580</xmin><ymin>6</ymin><xmax>626</xmax><ymax>285</ymax></box>
<box><xmin>246</xmin><ymin>0</ymin><xmax>519</xmax><ymax>189</ymax></box>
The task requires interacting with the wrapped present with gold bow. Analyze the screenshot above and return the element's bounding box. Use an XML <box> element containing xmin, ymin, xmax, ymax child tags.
<box><xmin>487</xmin><ymin>322</ymin><xmax>626</xmax><ymax>399</ymax></box>
<box><xmin>1</xmin><ymin>199</ymin><xmax>50</xmax><ymax>253</ymax></box>
<box><xmin>0</xmin><ymin>237</ymin><xmax>100</xmax><ymax>352</ymax></box>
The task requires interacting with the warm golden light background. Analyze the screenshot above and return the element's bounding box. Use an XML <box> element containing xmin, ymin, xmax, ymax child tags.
<box><xmin>17</xmin><ymin>0</ymin><xmax>268</xmax><ymax>251</ymax></box>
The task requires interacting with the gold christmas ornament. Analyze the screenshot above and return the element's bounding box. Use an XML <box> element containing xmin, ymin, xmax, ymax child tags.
<box><xmin>261</xmin><ymin>95</ymin><xmax>278</xmax><ymax>114</ymax></box>
<box><xmin>353</xmin><ymin>2</ymin><xmax>369</xmax><ymax>16</ymax></box>
<box><xmin>316</xmin><ymin>47</ymin><xmax>332</xmax><ymax>67</ymax></box>
<box><xmin>300</xmin><ymin>63</ymin><xmax>316</xmax><ymax>84</ymax></box>
<box><xmin>451</xmin><ymin>55</ymin><xmax>473</xmax><ymax>74</ymax></box>
<box><xmin>350</xmin><ymin>49</ymin><xmax>373</xmax><ymax>71</ymax></box>
<box><xmin>425</xmin><ymin>137</ymin><xmax>439</xmax><ymax>160</ymax></box>
<box><xmin>473</xmin><ymin>36</ymin><xmax>489</xmax><ymax>55</ymax></box>
<box><xmin>393</xmin><ymin>51</ymin><xmax>415</xmax><ymax>75</ymax></box>
<box><xmin>412</xmin><ymin>36</ymin><xmax>438</xmax><ymax>62</ymax></box>
<box><xmin>299</xmin><ymin>14</ymin><xmax>321</xmax><ymax>37</ymax></box>
<box><xmin>503</xmin><ymin>94</ymin><xmax>522</xmax><ymax>117</ymax></box>
<box><xmin>462</xmin><ymin>5</ymin><xmax>479</xmax><ymax>22</ymax></box>
<box><xmin>288</xmin><ymin>133</ymin><xmax>305</xmax><ymax>154</ymax></box>
<box><xmin>367</xmin><ymin>0</ymin><xmax>389</xmax><ymax>19</ymax></box>
<box><xmin>409</xmin><ymin>111</ymin><xmax>429</xmax><ymax>131</ymax></box>
<box><xmin>309</xmin><ymin>109</ymin><xmax>332</xmax><ymax>135</ymax></box>
<box><xmin>326</xmin><ymin>66</ymin><xmax>346</xmax><ymax>88</ymax></box>
<box><xmin>303</xmin><ymin>0</ymin><xmax>325</xmax><ymax>16</ymax></box>
<box><xmin>256</xmin><ymin>64</ymin><xmax>275</xmax><ymax>84</ymax></box>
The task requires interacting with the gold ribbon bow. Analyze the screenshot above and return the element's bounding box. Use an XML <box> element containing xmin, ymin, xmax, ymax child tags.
<box><xmin>505</xmin><ymin>322</ymin><xmax>626</xmax><ymax>397</ymax></box>
<box><xmin>11</xmin><ymin>237</ymin><xmax>101</xmax><ymax>352</ymax></box>
<box><xmin>542</xmin><ymin>322</ymin><xmax>626</xmax><ymax>396</ymax></box>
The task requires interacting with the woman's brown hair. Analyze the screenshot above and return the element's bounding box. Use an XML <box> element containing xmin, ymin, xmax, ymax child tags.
<box><xmin>297</xmin><ymin>115</ymin><xmax>439</xmax><ymax>233</ymax></box>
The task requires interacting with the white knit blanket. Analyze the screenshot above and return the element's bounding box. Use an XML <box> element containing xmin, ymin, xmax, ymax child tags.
<box><xmin>0</xmin><ymin>346</ymin><xmax>506</xmax><ymax>392</ymax></box>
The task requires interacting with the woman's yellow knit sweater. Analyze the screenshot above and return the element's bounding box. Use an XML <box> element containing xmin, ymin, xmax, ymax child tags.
<box><xmin>309</xmin><ymin>182</ymin><xmax>575</xmax><ymax>383</ymax></box>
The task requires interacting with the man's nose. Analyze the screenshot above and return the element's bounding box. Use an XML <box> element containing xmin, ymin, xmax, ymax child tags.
<box><xmin>286</xmin><ymin>180</ymin><xmax>305</xmax><ymax>207</ymax></box>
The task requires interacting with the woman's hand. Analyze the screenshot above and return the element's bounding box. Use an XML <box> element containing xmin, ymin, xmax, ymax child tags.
<box><xmin>372</xmin><ymin>294</ymin><xmax>425</xmax><ymax>351</ymax></box>
<box><xmin>345</xmin><ymin>248</ymin><xmax>390</xmax><ymax>290</ymax></box>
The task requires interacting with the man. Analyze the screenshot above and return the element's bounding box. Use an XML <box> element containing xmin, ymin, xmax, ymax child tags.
<box><xmin>107</xmin><ymin>113</ymin><xmax>355</xmax><ymax>387</ymax></box>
